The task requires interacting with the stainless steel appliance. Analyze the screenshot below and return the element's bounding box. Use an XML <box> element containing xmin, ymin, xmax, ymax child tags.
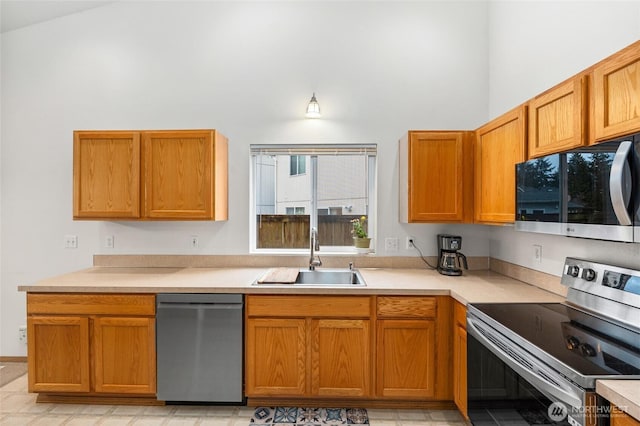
<box><xmin>156</xmin><ymin>293</ymin><xmax>244</xmax><ymax>403</ymax></box>
<box><xmin>466</xmin><ymin>257</ymin><xmax>640</xmax><ymax>426</ymax></box>
<box><xmin>437</xmin><ymin>234</ymin><xmax>468</xmax><ymax>276</ymax></box>
<box><xmin>515</xmin><ymin>133</ymin><xmax>640</xmax><ymax>242</ymax></box>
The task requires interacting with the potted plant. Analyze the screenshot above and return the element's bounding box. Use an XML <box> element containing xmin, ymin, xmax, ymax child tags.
<box><xmin>351</xmin><ymin>216</ymin><xmax>371</xmax><ymax>248</ymax></box>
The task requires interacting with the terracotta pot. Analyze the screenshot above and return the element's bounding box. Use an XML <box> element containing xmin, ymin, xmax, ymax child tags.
<box><xmin>353</xmin><ymin>237</ymin><xmax>371</xmax><ymax>248</ymax></box>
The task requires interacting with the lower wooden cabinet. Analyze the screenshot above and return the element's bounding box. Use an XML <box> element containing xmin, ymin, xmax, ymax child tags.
<box><xmin>376</xmin><ymin>296</ymin><xmax>439</xmax><ymax>399</ymax></box>
<box><xmin>246</xmin><ymin>295</ymin><xmax>451</xmax><ymax>403</ymax></box>
<box><xmin>27</xmin><ymin>293</ymin><xmax>156</xmax><ymax>396</ymax></box>
<box><xmin>245</xmin><ymin>295</ymin><xmax>371</xmax><ymax>398</ymax></box>
<box><xmin>452</xmin><ymin>300</ymin><xmax>468</xmax><ymax>419</ymax></box>
<box><xmin>28</xmin><ymin>316</ymin><xmax>91</xmax><ymax>393</ymax></box>
<box><xmin>311</xmin><ymin>319</ymin><xmax>370</xmax><ymax>397</ymax></box>
<box><xmin>93</xmin><ymin>316</ymin><xmax>156</xmax><ymax>394</ymax></box>
<box><xmin>245</xmin><ymin>318</ymin><xmax>307</xmax><ymax>396</ymax></box>
<box><xmin>611</xmin><ymin>405</ymin><xmax>640</xmax><ymax>426</ymax></box>
<box><xmin>376</xmin><ymin>319</ymin><xmax>436</xmax><ymax>398</ymax></box>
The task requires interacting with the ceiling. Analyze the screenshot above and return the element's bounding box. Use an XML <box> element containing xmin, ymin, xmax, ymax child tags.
<box><xmin>0</xmin><ymin>0</ymin><xmax>115</xmax><ymax>33</ymax></box>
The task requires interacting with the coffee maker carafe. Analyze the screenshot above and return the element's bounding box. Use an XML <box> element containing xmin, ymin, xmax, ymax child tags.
<box><xmin>437</xmin><ymin>234</ymin><xmax>468</xmax><ymax>276</ymax></box>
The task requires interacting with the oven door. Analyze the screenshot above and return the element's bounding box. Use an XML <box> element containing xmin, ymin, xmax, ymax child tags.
<box><xmin>467</xmin><ymin>315</ymin><xmax>607</xmax><ymax>426</ymax></box>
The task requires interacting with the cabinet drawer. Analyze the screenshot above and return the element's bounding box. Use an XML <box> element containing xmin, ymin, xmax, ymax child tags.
<box><xmin>376</xmin><ymin>297</ymin><xmax>436</xmax><ymax>319</ymax></box>
<box><xmin>454</xmin><ymin>300</ymin><xmax>466</xmax><ymax>329</ymax></box>
<box><xmin>246</xmin><ymin>295</ymin><xmax>370</xmax><ymax>318</ymax></box>
<box><xmin>27</xmin><ymin>293</ymin><xmax>155</xmax><ymax>316</ymax></box>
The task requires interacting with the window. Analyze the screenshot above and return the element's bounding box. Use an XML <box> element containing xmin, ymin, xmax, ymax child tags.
<box><xmin>251</xmin><ymin>144</ymin><xmax>377</xmax><ymax>252</ymax></box>
<box><xmin>289</xmin><ymin>155</ymin><xmax>306</xmax><ymax>176</ymax></box>
<box><xmin>285</xmin><ymin>207</ymin><xmax>305</xmax><ymax>215</ymax></box>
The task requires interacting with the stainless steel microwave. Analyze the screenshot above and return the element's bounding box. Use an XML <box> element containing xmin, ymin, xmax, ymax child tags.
<box><xmin>515</xmin><ymin>133</ymin><xmax>639</xmax><ymax>243</ymax></box>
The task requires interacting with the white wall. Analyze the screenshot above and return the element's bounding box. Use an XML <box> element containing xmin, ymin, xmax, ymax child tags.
<box><xmin>0</xmin><ymin>1</ymin><xmax>490</xmax><ymax>356</ymax></box>
<box><xmin>487</xmin><ymin>1</ymin><xmax>640</xmax><ymax>275</ymax></box>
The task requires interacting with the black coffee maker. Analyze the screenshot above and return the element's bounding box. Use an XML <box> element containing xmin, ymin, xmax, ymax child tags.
<box><xmin>437</xmin><ymin>234</ymin><xmax>468</xmax><ymax>276</ymax></box>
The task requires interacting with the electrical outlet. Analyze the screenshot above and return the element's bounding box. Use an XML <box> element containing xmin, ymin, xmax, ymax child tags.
<box><xmin>406</xmin><ymin>236</ymin><xmax>416</xmax><ymax>250</ymax></box>
<box><xmin>105</xmin><ymin>235</ymin><xmax>114</xmax><ymax>249</ymax></box>
<box><xmin>64</xmin><ymin>235</ymin><xmax>78</xmax><ymax>249</ymax></box>
<box><xmin>384</xmin><ymin>237</ymin><xmax>399</xmax><ymax>252</ymax></box>
<box><xmin>533</xmin><ymin>244</ymin><xmax>542</xmax><ymax>263</ymax></box>
<box><xmin>18</xmin><ymin>325</ymin><xmax>27</xmax><ymax>344</ymax></box>
<box><xmin>190</xmin><ymin>235</ymin><xmax>199</xmax><ymax>249</ymax></box>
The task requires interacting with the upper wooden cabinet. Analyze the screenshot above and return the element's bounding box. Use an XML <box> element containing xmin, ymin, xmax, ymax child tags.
<box><xmin>591</xmin><ymin>41</ymin><xmax>640</xmax><ymax>142</ymax></box>
<box><xmin>528</xmin><ymin>75</ymin><xmax>587</xmax><ymax>158</ymax></box>
<box><xmin>399</xmin><ymin>131</ymin><xmax>474</xmax><ymax>223</ymax></box>
<box><xmin>474</xmin><ymin>104</ymin><xmax>527</xmax><ymax>224</ymax></box>
<box><xmin>73</xmin><ymin>131</ymin><xmax>141</xmax><ymax>219</ymax></box>
<box><xmin>74</xmin><ymin>129</ymin><xmax>228</xmax><ymax>221</ymax></box>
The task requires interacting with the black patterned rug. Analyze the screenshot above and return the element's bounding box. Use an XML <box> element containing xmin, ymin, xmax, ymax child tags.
<box><xmin>249</xmin><ymin>407</ymin><xmax>369</xmax><ymax>425</ymax></box>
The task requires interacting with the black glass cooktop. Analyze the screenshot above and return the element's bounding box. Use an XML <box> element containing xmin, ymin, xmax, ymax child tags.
<box><xmin>470</xmin><ymin>303</ymin><xmax>640</xmax><ymax>377</ymax></box>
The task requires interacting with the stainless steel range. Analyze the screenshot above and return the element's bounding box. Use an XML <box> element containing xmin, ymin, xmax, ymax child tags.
<box><xmin>466</xmin><ymin>257</ymin><xmax>640</xmax><ymax>426</ymax></box>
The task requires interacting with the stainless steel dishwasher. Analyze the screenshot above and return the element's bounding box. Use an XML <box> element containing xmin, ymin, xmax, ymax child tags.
<box><xmin>156</xmin><ymin>293</ymin><xmax>244</xmax><ymax>403</ymax></box>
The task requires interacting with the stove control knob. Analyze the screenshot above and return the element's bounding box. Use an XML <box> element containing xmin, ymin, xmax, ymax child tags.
<box><xmin>580</xmin><ymin>343</ymin><xmax>596</xmax><ymax>357</ymax></box>
<box><xmin>582</xmin><ymin>269</ymin><xmax>596</xmax><ymax>281</ymax></box>
<box><xmin>565</xmin><ymin>336</ymin><xmax>580</xmax><ymax>350</ymax></box>
<box><xmin>567</xmin><ymin>265</ymin><xmax>580</xmax><ymax>277</ymax></box>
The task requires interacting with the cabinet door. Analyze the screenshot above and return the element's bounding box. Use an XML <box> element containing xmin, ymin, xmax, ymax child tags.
<box><xmin>528</xmin><ymin>75</ymin><xmax>587</xmax><ymax>158</ymax></box>
<box><xmin>27</xmin><ymin>316</ymin><xmax>90</xmax><ymax>393</ymax></box>
<box><xmin>73</xmin><ymin>131</ymin><xmax>141</xmax><ymax>219</ymax></box>
<box><xmin>611</xmin><ymin>406</ymin><xmax>640</xmax><ymax>426</ymax></box>
<box><xmin>400</xmin><ymin>131</ymin><xmax>473</xmax><ymax>223</ymax></box>
<box><xmin>143</xmin><ymin>130</ymin><xmax>228</xmax><ymax>220</ymax></box>
<box><xmin>245</xmin><ymin>318</ymin><xmax>307</xmax><ymax>396</ymax></box>
<box><xmin>592</xmin><ymin>41</ymin><xmax>640</xmax><ymax>142</ymax></box>
<box><xmin>376</xmin><ymin>319</ymin><xmax>436</xmax><ymax>398</ymax></box>
<box><xmin>92</xmin><ymin>317</ymin><xmax>156</xmax><ymax>394</ymax></box>
<box><xmin>475</xmin><ymin>105</ymin><xmax>527</xmax><ymax>223</ymax></box>
<box><xmin>311</xmin><ymin>319</ymin><xmax>371</xmax><ymax>397</ymax></box>
<box><xmin>453</xmin><ymin>324</ymin><xmax>467</xmax><ymax>418</ymax></box>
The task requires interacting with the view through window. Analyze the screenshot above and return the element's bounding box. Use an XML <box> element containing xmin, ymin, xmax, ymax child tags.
<box><xmin>251</xmin><ymin>144</ymin><xmax>377</xmax><ymax>251</ymax></box>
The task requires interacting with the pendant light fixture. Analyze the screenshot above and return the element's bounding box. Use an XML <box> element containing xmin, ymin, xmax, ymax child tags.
<box><xmin>305</xmin><ymin>92</ymin><xmax>321</xmax><ymax>118</ymax></box>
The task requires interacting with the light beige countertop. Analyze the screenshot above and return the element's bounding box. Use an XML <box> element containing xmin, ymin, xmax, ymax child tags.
<box><xmin>597</xmin><ymin>380</ymin><xmax>640</xmax><ymax>421</ymax></box>
<box><xmin>18</xmin><ymin>266</ymin><xmax>565</xmax><ymax>306</ymax></box>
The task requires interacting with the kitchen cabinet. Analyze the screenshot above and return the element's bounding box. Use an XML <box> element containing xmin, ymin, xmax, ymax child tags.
<box><xmin>528</xmin><ymin>75</ymin><xmax>587</xmax><ymax>158</ymax></box>
<box><xmin>591</xmin><ymin>40</ymin><xmax>640</xmax><ymax>142</ymax></box>
<box><xmin>245</xmin><ymin>295</ymin><xmax>371</xmax><ymax>398</ymax></box>
<box><xmin>452</xmin><ymin>300</ymin><xmax>467</xmax><ymax>419</ymax></box>
<box><xmin>399</xmin><ymin>131</ymin><xmax>474</xmax><ymax>223</ymax></box>
<box><xmin>474</xmin><ymin>104</ymin><xmax>527</xmax><ymax>224</ymax></box>
<box><xmin>73</xmin><ymin>129</ymin><xmax>228</xmax><ymax>220</ymax></box>
<box><xmin>611</xmin><ymin>406</ymin><xmax>640</xmax><ymax>426</ymax></box>
<box><xmin>73</xmin><ymin>131</ymin><xmax>141</xmax><ymax>219</ymax></box>
<box><xmin>375</xmin><ymin>296</ymin><xmax>451</xmax><ymax>400</ymax></box>
<box><xmin>27</xmin><ymin>294</ymin><xmax>156</xmax><ymax>397</ymax></box>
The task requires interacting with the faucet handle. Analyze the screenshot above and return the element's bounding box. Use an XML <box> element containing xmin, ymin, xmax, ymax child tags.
<box><xmin>349</xmin><ymin>262</ymin><xmax>354</xmax><ymax>271</ymax></box>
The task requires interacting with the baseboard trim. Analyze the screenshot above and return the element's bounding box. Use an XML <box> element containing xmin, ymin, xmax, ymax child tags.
<box><xmin>0</xmin><ymin>356</ymin><xmax>27</xmax><ymax>362</ymax></box>
<box><xmin>247</xmin><ymin>398</ymin><xmax>456</xmax><ymax>410</ymax></box>
<box><xmin>36</xmin><ymin>394</ymin><xmax>164</xmax><ymax>405</ymax></box>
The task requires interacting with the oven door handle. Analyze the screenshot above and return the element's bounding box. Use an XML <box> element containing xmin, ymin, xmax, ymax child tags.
<box><xmin>610</xmin><ymin>141</ymin><xmax>633</xmax><ymax>226</ymax></box>
<box><xmin>467</xmin><ymin>316</ymin><xmax>584</xmax><ymax>410</ymax></box>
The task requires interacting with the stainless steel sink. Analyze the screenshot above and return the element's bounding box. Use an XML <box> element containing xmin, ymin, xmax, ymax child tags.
<box><xmin>294</xmin><ymin>269</ymin><xmax>366</xmax><ymax>286</ymax></box>
<box><xmin>253</xmin><ymin>268</ymin><xmax>366</xmax><ymax>286</ymax></box>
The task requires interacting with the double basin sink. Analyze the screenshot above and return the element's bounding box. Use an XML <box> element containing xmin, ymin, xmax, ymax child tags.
<box><xmin>254</xmin><ymin>268</ymin><xmax>366</xmax><ymax>286</ymax></box>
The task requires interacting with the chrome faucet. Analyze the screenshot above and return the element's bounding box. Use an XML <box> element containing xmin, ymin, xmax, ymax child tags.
<box><xmin>309</xmin><ymin>227</ymin><xmax>322</xmax><ymax>270</ymax></box>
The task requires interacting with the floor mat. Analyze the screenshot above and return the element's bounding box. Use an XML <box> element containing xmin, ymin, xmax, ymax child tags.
<box><xmin>249</xmin><ymin>407</ymin><xmax>369</xmax><ymax>425</ymax></box>
<box><xmin>0</xmin><ymin>362</ymin><xmax>27</xmax><ymax>387</ymax></box>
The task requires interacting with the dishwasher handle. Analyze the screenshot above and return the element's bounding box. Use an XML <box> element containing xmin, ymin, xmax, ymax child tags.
<box><xmin>157</xmin><ymin>302</ymin><xmax>243</xmax><ymax>310</ymax></box>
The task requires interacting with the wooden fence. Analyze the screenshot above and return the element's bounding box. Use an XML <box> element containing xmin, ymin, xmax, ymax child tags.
<box><xmin>256</xmin><ymin>215</ymin><xmax>366</xmax><ymax>248</ymax></box>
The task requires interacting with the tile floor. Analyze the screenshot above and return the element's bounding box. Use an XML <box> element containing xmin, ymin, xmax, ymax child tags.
<box><xmin>1</xmin><ymin>374</ymin><xmax>468</xmax><ymax>426</ymax></box>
